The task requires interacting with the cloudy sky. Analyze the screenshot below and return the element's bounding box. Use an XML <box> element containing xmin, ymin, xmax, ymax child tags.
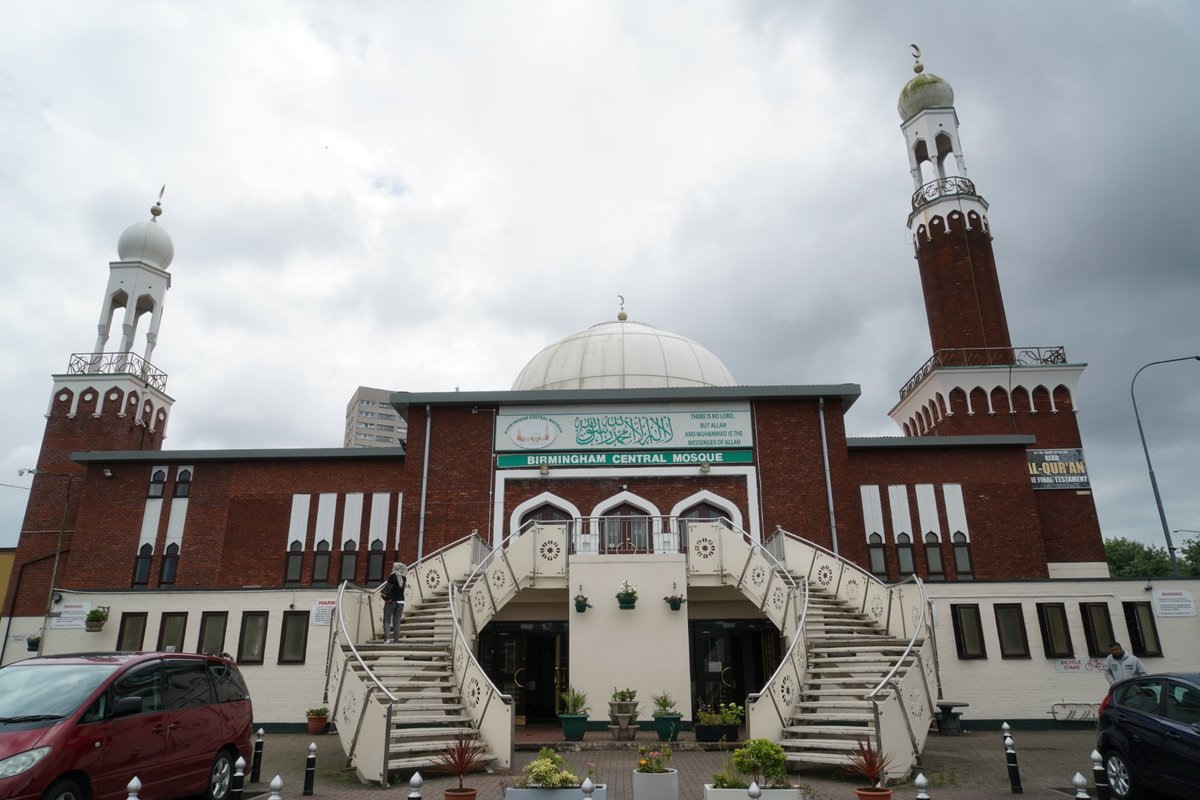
<box><xmin>2</xmin><ymin>2</ymin><xmax>1198</xmax><ymax>554</ymax></box>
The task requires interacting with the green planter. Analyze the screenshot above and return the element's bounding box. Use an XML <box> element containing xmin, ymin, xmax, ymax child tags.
<box><xmin>653</xmin><ymin>714</ymin><xmax>682</xmax><ymax>742</ymax></box>
<box><xmin>560</xmin><ymin>713</ymin><xmax>588</xmax><ymax>741</ymax></box>
<box><xmin>575</xmin><ymin>601</ymin><xmax>589</xmax><ymax>613</ymax></box>
<box><xmin>617</xmin><ymin>597</ymin><xmax>637</xmax><ymax>610</ymax></box>
<box><xmin>666</xmin><ymin>599</ymin><xmax>684</xmax><ymax>611</ymax></box>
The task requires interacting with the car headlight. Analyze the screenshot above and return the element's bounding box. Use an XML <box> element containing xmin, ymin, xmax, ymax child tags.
<box><xmin>0</xmin><ymin>747</ymin><xmax>51</xmax><ymax>777</ymax></box>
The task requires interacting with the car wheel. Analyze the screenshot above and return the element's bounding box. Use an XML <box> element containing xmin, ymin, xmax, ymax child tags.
<box><xmin>42</xmin><ymin>777</ymin><xmax>85</xmax><ymax>800</ymax></box>
<box><xmin>1104</xmin><ymin>750</ymin><xmax>1142</xmax><ymax>800</ymax></box>
<box><xmin>207</xmin><ymin>748</ymin><xmax>235</xmax><ymax>800</ymax></box>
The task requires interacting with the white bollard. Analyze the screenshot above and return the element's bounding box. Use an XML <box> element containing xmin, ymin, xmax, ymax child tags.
<box><xmin>1072</xmin><ymin>772</ymin><xmax>1090</xmax><ymax>798</ymax></box>
<box><xmin>747</xmin><ymin>781</ymin><xmax>761</xmax><ymax>799</ymax></box>
<box><xmin>408</xmin><ymin>770</ymin><xmax>424</xmax><ymax>799</ymax></box>
<box><xmin>269</xmin><ymin>775</ymin><xmax>283</xmax><ymax>800</ymax></box>
<box><xmin>915</xmin><ymin>772</ymin><xmax>931</xmax><ymax>799</ymax></box>
<box><xmin>581</xmin><ymin>776</ymin><xmax>594</xmax><ymax>798</ymax></box>
<box><xmin>126</xmin><ymin>777</ymin><xmax>142</xmax><ymax>799</ymax></box>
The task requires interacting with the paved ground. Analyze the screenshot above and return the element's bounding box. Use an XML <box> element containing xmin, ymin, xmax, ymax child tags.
<box><xmin>238</xmin><ymin>723</ymin><xmax>1133</xmax><ymax>799</ymax></box>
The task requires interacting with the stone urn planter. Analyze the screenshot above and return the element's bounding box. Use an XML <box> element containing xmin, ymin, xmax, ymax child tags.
<box><xmin>632</xmin><ymin>768</ymin><xmax>678</xmax><ymax>800</ymax></box>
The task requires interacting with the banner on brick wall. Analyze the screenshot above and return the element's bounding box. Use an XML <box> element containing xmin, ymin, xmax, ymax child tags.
<box><xmin>496</xmin><ymin>403</ymin><xmax>753</xmax><ymax>452</ymax></box>
<box><xmin>1027</xmin><ymin>448</ymin><xmax>1090</xmax><ymax>489</ymax></box>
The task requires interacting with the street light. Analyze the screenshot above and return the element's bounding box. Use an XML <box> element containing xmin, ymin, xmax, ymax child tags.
<box><xmin>1130</xmin><ymin>355</ymin><xmax>1200</xmax><ymax>577</ymax></box>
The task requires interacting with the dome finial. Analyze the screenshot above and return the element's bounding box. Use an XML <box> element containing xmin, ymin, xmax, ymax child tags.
<box><xmin>617</xmin><ymin>294</ymin><xmax>627</xmax><ymax>322</ymax></box>
<box><xmin>910</xmin><ymin>44</ymin><xmax>924</xmax><ymax>74</ymax></box>
<box><xmin>150</xmin><ymin>184</ymin><xmax>166</xmax><ymax>222</ymax></box>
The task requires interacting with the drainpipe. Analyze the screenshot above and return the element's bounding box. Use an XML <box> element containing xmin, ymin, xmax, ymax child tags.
<box><xmin>818</xmin><ymin>397</ymin><xmax>839</xmax><ymax>555</ymax></box>
<box><xmin>416</xmin><ymin>404</ymin><xmax>432</xmax><ymax>561</ymax></box>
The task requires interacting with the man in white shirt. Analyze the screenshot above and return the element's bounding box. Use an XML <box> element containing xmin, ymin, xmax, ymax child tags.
<box><xmin>1102</xmin><ymin>641</ymin><xmax>1148</xmax><ymax>685</ymax></box>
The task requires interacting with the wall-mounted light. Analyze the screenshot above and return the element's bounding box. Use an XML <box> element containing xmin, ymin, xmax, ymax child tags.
<box><xmin>699</xmin><ymin>462</ymin><xmax>711</xmax><ymax>474</ymax></box>
<box><xmin>52</xmin><ymin>592</ymin><xmax>63</xmax><ymax>605</ymax></box>
<box><xmin>103</xmin><ymin>468</ymin><xmax>115</xmax><ymax>479</ymax></box>
<box><xmin>539</xmin><ymin>464</ymin><xmax>550</xmax><ymax>475</ymax></box>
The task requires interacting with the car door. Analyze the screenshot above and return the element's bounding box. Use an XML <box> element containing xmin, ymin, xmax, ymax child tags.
<box><xmin>1112</xmin><ymin>678</ymin><xmax>1169</xmax><ymax>790</ymax></box>
<box><xmin>1159</xmin><ymin>679</ymin><xmax>1200</xmax><ymax>796</ymax></box>
<box><xmin>69</xmin><ymin>660</ymin><xmax>171</xmax><ymax>800</ymax></box>
<box><xmin>162</xmin><ymin>658</ymin><xmax>224</xmax><ymax>795</ymax></box>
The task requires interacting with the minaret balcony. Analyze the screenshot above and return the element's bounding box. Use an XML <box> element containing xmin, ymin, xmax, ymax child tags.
<box><xmin>899</xmin><ymin>346</ymin><xmax>1067</xmax><ymax>400</ymax></box>
<box><xmin>911</xmin><ymin>176</ymin><xmax>981</xmax><ymax>211</ymax></box>
<box><xmin>67</xmin><ymin>351</ymin><xmax>168</xmax><ymax>391</ymax></box>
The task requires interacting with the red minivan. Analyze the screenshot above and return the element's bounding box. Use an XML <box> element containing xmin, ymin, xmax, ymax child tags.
<box><xmin>0</xmin><ymin>652</ymin><xmax>253</xmax><ymax>800</ymax></box>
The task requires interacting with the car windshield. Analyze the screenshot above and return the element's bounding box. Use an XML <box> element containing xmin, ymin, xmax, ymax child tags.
<box><xmin>0</xmin><ymin>663</ymin><xmax>121</xmax><ymax>721</ymax></box>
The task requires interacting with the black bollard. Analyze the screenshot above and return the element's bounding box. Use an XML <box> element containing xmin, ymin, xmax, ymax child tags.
<box><xmin>230</xmin><ymin>757</ymin><xmax>245</xmax><ymax>800</ymax></box>
<box><xmin>1005</xmin><ymin>734</ymin><xmax>1023</xmax><ymax>794</ymax></box>
<box><xmin>303</xmin><ymin>742</ymin><xmax>317</xmax><ymax>796</ymax></box>
<box><xmin>1091</xmin><ymin>750</ymin><xmax>1110</xmax><ymax>800</ymax></box>
<box><xmin>250</xmin><ymin>729</ymin><xmax>265</xmax><ymax>783</ymax></box>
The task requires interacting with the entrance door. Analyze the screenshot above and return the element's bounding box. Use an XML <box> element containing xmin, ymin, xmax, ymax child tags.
<box><xmin>478</xmin><ymin>622</ymin><xmax>568</xmax><ymax>725</ymax></box>
<box><xmin>690</xmin><ymin>621</ymin><xmax>781</xmax><ymax>711</ymax></box>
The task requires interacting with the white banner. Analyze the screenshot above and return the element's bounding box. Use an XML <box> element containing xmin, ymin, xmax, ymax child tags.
<box><xmin>496</xmin><ymin>403</ymin><xmax>753</xmax><ymax>452</ymax></box>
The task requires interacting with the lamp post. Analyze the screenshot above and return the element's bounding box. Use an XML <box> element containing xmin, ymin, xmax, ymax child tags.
<box><xmin>1130</xmin><ymin>356</ymin><xmax>1200</xmax><ymax>577</ymax></box>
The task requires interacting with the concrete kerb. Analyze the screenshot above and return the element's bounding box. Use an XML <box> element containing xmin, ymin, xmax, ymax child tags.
<box><xmin>243</xmin><ymin>727</ymin><xmax>1104</xmax><ymax>798</ymax></box>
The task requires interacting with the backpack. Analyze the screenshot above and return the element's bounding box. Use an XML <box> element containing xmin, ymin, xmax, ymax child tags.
<box><xmin>380</xmin><ymin>580</ymin><xmax>393</xmax><ymax>602</ymax></box>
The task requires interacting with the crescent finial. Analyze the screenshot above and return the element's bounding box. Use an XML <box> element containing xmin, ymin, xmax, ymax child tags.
<box><xmin>910</xmin><ymin>44</ymin><xmax>924</xmax><ymax>74</ymax></box>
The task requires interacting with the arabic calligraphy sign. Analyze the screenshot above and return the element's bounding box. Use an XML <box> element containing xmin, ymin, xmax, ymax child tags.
<box><xmin>496</xmin><ymin>403</ymin><xmax>753</xmax><ymax>452</ymax></box>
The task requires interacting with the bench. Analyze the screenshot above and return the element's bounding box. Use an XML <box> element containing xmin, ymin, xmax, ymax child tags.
<box><xmin>935</xmin><ymin>700</ymin><xmax>970</xmax><ymax>734</ymax></box>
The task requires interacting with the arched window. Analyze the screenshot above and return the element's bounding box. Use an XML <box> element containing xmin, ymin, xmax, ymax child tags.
<box><xmin>147</xmin><ymin>469</ymin><xmax>166</xmax><ymax>499</ymax></box>
<box><xmin>173</xmin><ymin>468</ymin><xmax>192</xmax><ymax>499</ymax></box>
<box><xmin>367</xmin><ymin>538</ymin><xmax>385</xmax><ymax>583</ymax></box>
<box><xmin>133</xmin><ymin>543</ymin><xmax>153</xmax><ymax>587</ymax></box>
<box><xmin>160</xmin><ymin>542</ymin><xmax>179</xmax><ymax>585</ymax></box>
<box><xmin>313</xmin><ymin>541</ymin><xmax>330</xmax><ymax>584</ymax></box>
<box><xmin>868</xmin><ymin>533</ymin><xmax>887</xmax><ymax>577</ymax></box>
<box><xmin>520</xmin><ymin>504</ymin><xmax>572</xmax><ymax>529</ymax></box>
<box><xmin>284</xmin><ymin>540</ymin><xmax>304</xmax><ymax>585</ymax></box>
<box><xmin>896</xmin><ymin>533</ymin><xmax>914</xmax><ymax>577</ymax></box>
<box><xmin>924</xmin><ymin>532</ymin><xmax>944</xmax><ymax>579</ymax></box>
<box><xmin>679</xmin><ymin>502</ymin><xmax>729</xmax><ymax>523</ymax></box>
<box><xmin>339</xmin><ymin>539</ymin><xmax>358</xmax><ymax>583</ymax></box>
<box><xmin>601</xmin><ymin>503</ymin><xmax>650</xmax><ymax>554</ymax></box>
<box><xmin>953</xmin><ymin>532</ymin><xmax>974</xmax><ymax>580</ymax></box>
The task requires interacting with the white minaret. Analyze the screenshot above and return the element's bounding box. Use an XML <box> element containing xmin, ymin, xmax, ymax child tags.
<box><xmin>899</xmin><ymin>45</ymin><xmax>969</xmax><ymax>188</ymax></box>
<box><xmin>92</xmin><ymin>189</ymin><xmax>174</xmax><ymax>366</ymax></box>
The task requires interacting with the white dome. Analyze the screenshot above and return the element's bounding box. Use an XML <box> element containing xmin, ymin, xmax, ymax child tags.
<box><xmin>117</xmin><ymin>220</ymin><xmax>174</xmax><ymax>269</ymax></box>
<box><xmin>513</xmin><ymin>319</ymin><xmax>736</xmax><ymax>391</ymax></box>
<box><xmin>898</xmin><ymin>71</ymin><xmax>954</xmax><ymax>121</ymax></box>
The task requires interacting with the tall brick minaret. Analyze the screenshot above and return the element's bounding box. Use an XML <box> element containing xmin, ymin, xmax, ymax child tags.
<box><xmin>3</xmin><ymin>196</ymin><xmax>176</xmax><ymax>623</ymax></box>
<box><xmin>888</xmin><ymin>50</ymin><xmax>1106</xmax><ymax>574</ymax></box>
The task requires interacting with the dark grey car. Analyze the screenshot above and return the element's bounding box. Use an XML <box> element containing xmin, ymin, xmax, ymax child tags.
<box><xmin>1097</xmin><ymin>672</ymin><xmax>1200</xmax><ymax>800</ymax></box>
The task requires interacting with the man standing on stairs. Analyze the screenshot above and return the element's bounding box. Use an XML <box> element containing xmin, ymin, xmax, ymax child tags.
<box><xmin>382</xmin><ymin>562</ymin><xmax>407</xmax><ymax>643</ymax></box>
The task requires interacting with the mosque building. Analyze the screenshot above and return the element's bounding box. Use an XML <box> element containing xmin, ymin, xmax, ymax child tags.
<box><xmin>3</xmin><ymin>54</ymin><xmax>1196</xmax><ymax>780</ymax></box>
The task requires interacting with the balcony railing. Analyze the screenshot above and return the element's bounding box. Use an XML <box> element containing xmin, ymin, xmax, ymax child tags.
<box><xmin>911</xmin><ymin>176</ymin><xmax>979</xmax><ymax>211</ymax></box>
<box><xmin>67</xmin><ymin>352</ymin><xmax>168</xmax><ymax>391</ymax></box>
<box><xmin>519</xmin><ymin>516</ymin><xmax>732</xmax><ymax>556</ymax></box>
<box><xmin>898</xmin><ymin>346</ymin><xmax>1068</xmax><ymax>400</ymax></box>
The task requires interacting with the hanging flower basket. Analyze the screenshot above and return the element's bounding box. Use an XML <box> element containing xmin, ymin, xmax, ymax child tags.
<box><xmin>616</xmin><ymin>580</ymin><xmax>638</xmax><ymax>610</ymax></box>
<box><xmin>575</xmin><ymin>600</ymin><xmax>590</xmax><ymax>613</ymax></box>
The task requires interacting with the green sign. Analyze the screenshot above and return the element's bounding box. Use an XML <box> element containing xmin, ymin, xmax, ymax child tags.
<box><xmin>497</xmin><ymin>450</ymin><xmax>754</xmax><ymax>469</ymax></box>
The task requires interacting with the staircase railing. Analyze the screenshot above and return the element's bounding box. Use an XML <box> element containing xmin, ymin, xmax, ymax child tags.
<box><xmin>768</xmin><ymin>527</ymin><xmax>937</xmax><ymax>779</ymax></box>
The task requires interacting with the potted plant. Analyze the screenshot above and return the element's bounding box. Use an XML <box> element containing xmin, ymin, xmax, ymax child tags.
<box><xmin>843</xmin><ymin>738</ymin><xmax>894</xmax><ymax>799</ymax></box>
<box><xmin>84</xmin><ymin>607</ymin><xmax>108</xmax><ymax>632</ymax></box>
<box><xmin>703</xmin><ymin>738</ymin><xmax>799</xmax><ymax>799</ymax></box>
<box><xmin>430</xmin><ymin>729</ymin><xmax>491</xmax><ymax>800</ymax></box>
<box><xmin>608</xmin><ymin>687</ymin><xmax>639</xmax><ymax>741</ymax></box>
<box><xmin>616</xmin><ymin>581</ymin><xmax>638</xmax><ymax>610</ymax></box>
<box><xmin>26</xmin><ymin>633</ymin><xmax>42</xmax><ymax>652</ymax></box>
<box><xmin>632</xmin><ymin>744</ymin><xmax>677</xmax><ymax>800</ymax></box>
<box><xmin>306</xmin><ymin>706</ymin><xmax>329</xmax><ymax>735</ymax></box>
<box><xmin>663</xmin><ymin>583</ymin><xmax>686</xmax><ymax>611</ymax></box>
<box><xmin>574</xmin><ymin>587</ymin><xmax>592</xmax><ymax>613</ymax></box>
<box><xmin>694</xmin><ymin>701</ymin><xmax>744</xmax><ymax>743</ymax></box>
<box><xmin>505</xmin><ymin>746</ymin><xmax>608</xmax><ymax>800</ymax></box>
<box><xmin>559</xmin><ymin>686</ymin><xmax>589</xmax><ymax>741</ymax></box>
<box><xmin>650</xmin><ymin>691</ymin><xmax>682</xmax><ymax>742</ymax></box>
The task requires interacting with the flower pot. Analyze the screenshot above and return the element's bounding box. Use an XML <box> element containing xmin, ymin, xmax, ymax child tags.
<box><xmin>445</xmin><ymin>789</ymin><xmax>477</xmax><ymax>800</ymax></box>
<box><xmin>653</xmin><ymin>714</ymin><xmax>682</xmax><ymax>741</ymax></box>
<box><xmin>84</xmin><ymin>620</ymin><xmax>104</xmax><ymax>632</ymax></box>
<box><xmin>666</xmin><ymin>599</ymin><xmax>684</xmax><ymax>611</ymax></box>
<box><xmin>694</xmin><ymin>724</ymin><xmax>739</xmax><ymax>743</ymax></box>
<box><xmin>632</xmin><ymin>768</ymin><xmax>678</xmax><ymax>800</ymax></box>
<box><xmin>575</xmin><ymin>601</ymin><xmax>589</xmax><ymax>613</ymax></box>
<box><xmin>617</xmin><ymin>597</ymin><xmax>637</xmax><ymax>610</ymax></box>
<box><xmin>306</xmin><ymin>715</ymin><xmax>328</xmax><ymax>735</ymax></box>
<box><xmin>853</xmin><ymin>789</ymin><xmax>892</xmax><ymax>800</ymax></box>
<box><xmin>26</xmin><ymin>639</ymin><xmax>40</xmax><ymax>652</ymax></box>
<box><xmin>559</xmin><ymin>713</ymin><xmax>588</xmax><ymax>741</ymax></box>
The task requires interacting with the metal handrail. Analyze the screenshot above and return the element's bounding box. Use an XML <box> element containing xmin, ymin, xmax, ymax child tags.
<box><xmin>67</xmin><ymin>351</ymin><xmax>168</xmax><ymax>391</ymax></box>
<box><xmin>898</xmin><ymin>345</ymin><xmax>1070</xmax><ymax>400</ymax></box>
<box><xmin>771</xmin><ymin>525</ymin><xmax>881</xmax><ymax>596</ymax></box>
<box><xmin>745</xmin><ymin>572</ymin><xmax>810</xmax><ymax>728</ymax></box>
<box><xmin>334</xmin><ymin>580</ymin><xmax>398</xmax><ymax>702</ymax></box>
<box><xmin>864</xmin><ymin>574</ymin><xmax>927</xmax><ymax>702</ymax></box>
